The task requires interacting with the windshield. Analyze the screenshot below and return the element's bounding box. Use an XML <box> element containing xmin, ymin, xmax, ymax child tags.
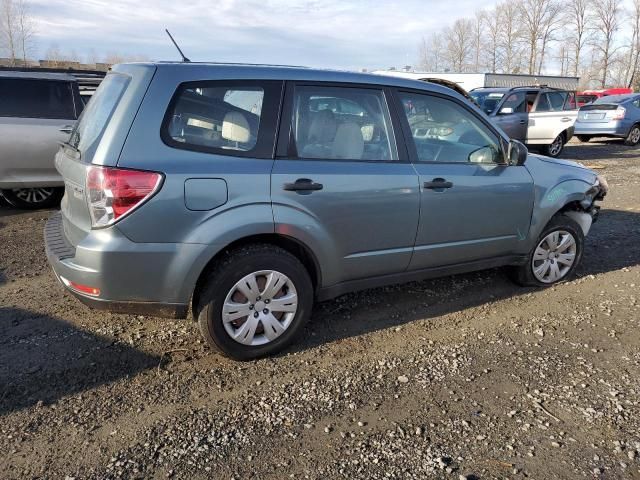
<box><xmin>69</xmin><ymin>73</ymin><xmax>129</xmax><ymax>157</ymax></box>
<box><xmin>469</xmin><ymin>91</ymin><xmax>505</xmax><ymax>114</ymax></box>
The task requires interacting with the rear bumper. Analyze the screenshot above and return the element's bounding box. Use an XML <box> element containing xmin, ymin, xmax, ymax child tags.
<box><xmin>44</xmin><ymin>212</ymin><xmax>210</xmax><ymax>319</ymax></box>
<box><xmin>574</xmin><ymin>123</ymin><xmax>628</xmax><ymax>137</ymax></box>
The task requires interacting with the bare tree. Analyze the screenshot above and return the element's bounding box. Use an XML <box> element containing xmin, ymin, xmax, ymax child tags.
<box><xmin>537</xmin><ymin>1</ymin><xmax>563</xmax><ymax>73</ymax></box>
<box><xmin>417</xmin><ymin>32</ymin><xmax>445</xmax><ymax>72</ymax></box>
<box><xmin>44</xmin><ymin>43</ymin><xmax>67</xmax><ymax>67</ymax></box>
<box><xmin>624</xmin><ymin>0</ymin><xmax>640</xmax><ymax>87</ymax></box>
<box><xmin>0</xmin><ymin>0</ymin><xmax>36</xmax><ymax>65</ymax></box>
<box><xmin>592</xmin><ymin>0</ymin><xmax>622</xmax><ymax>87</ymax></box>
<box><xmin>566</xmin><ymin>0</ymin><xmax>592</xmax><ymax>77</ymax></box>
<box><xmin>444</xmin><ymin>18</ymin><xmax>473</xmax><ymax>72</ymax></box>
<box><xmin>484</xmin><ymin>5</ymin><xmax>503</xmax><ymax>72</ymax></box>
<box><xmin>0</xmin><ymin>0</ymin><xmax>17</xmax><ymax>64</ymax></box>
<box><xmin>471</xmin><ymin>10</ymin><xmax>485</xmax><ymax>72</ymax></box>
<box><xmin>16</xmin><ymin>0</ymin><xmax>33</xmax><ymax>63</ymax></box>
<box><xmin>520</xmin><ymin>0</ymin><xmax>562</xmax><ymax>74</ymax></box>
<box><xmin>498</xmin><ymin>1</ymin><xmax>523</xmax><ymax>73</ymax></box>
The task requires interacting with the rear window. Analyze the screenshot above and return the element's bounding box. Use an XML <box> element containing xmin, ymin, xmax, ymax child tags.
<box><xmin>162</xmin><ymin>80</ymin><xmax>282</xmax><ymax>158</ymax></box>
<box><xmin>0</xmin><ymin>78</ymin><xmax>75</xmax><ymax>119</ymax></box>
<box><xmin>594</xmin><ymin>95</ymin><xmax>629</xmax><ymax>104</ymax></box>
<box><xmin>68</xmin><ymin>73</ymin><xmax>129</xmax><ymax>155</ymax></box>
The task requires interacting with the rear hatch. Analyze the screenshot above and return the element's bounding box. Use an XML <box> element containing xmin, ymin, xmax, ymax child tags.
<box><xmin>578</xmin><ymin>103</ymin><xmax>619</xmax><ymax>122</ymax></box>
<box><xmin>55</xmin><ymin>64</ymin><xmax>156</xmax><ymax>246</ymax></box>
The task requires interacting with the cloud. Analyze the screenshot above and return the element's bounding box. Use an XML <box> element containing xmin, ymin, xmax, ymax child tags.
<box><xmin>30</xmin><ymin>0</ymin><xmax>499</xmax><ymax>69</ymax></box>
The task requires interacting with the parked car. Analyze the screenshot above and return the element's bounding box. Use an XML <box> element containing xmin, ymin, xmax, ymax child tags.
<box><xmin>574</xmin><ymin>94</ymin><xmax>640</xmax><ymax>145</ymax></box>
<box><xmin>577</xmin><ymin>88</ymin><xmax>633</xmax><ymax>107</ymax></box>
<box><xmin>469</xmin><ymin>86</ymin><xmax>578</xmax><ymax>157</ymax></box>
<box><xmin>45</xmin><ymin>63</ymin><xmax>607</xmax><ymax>360</ymax></box>
<box><xmin>0</xmin><ymin>69</ymin><xmax>104</xmax><ymax>209</ymax></box>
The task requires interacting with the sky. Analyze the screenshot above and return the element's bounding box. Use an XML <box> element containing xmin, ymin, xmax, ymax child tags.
<box><xmin>29</xmin><ymin>0</ymin><xmax>499</xmax><ymax>71</ymax></box>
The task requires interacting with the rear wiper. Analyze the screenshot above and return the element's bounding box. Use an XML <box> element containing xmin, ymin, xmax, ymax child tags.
<box><xmin>59</xmin><ymin>141</ymin><xmax>82</xmax><ymax>160</ymax></box>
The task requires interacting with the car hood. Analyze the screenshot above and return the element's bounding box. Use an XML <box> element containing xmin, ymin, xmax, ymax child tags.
<box><xmin>531</xmin><ymin>153</ymin><xmax>592</xmax><ymax>172</ymax></box>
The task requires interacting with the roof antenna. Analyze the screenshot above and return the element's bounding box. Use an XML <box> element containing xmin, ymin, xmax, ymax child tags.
<box><xmin>165</xmin><ymin>29</ymin><xmax>191</xmax><ymax>62</ymax></box>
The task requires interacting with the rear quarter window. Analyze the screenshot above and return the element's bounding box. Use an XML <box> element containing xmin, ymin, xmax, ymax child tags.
<box><xmin>0</xmin><ymin>78</ymin><xmax>75</xmax><ymax>119</ymax></box>
<box><xmin>162</xmin><ymin>80</ymin><xmax>282</xmax><ymax>159</ymax></box>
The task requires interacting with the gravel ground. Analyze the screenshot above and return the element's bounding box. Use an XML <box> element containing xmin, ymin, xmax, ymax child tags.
<box><xmin>1</xmin><ymin>139</ymin><xmax>639</xmax><ymax>480</ymax></box>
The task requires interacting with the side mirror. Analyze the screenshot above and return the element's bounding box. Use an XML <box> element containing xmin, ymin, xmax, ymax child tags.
<box><xmin>499</xmin><ymin>106</ymin><xmax>514</xmax><ymax>115</ymax></box>
<box><xmin>508</xmin><ymin>139</ymin><xmax>528</xmax><ymax>166</ymax></box>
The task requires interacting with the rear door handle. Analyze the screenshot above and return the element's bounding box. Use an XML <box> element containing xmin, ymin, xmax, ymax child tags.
<box><xmin>519</xmin><ymin>120</ymin><xmax>527</xmax><ymax>124</ymax></box>
<box><xmin>283</xmin><ymin>178</ymin><xmax>324</xmax><ymax>193</ymax></box>
<box><xmin>59</xmin><ymin>125</ymin><xmax>74</xmax><ymax>134</ymax></box>
<box><xmin>424</xmin><ymin>178</ymin><xmax>453</xmax><ymax>190</ymax></box>
<box><xmin>561</xmin><ymin>117</ymin><xmax>572</xmax><ymax>122</ymax></box>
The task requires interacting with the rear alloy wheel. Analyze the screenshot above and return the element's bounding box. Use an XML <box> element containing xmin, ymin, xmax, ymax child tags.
<box><xmin>0</xmin><ymin>187</ymin><xmax>64</xmax><ymax>209</ymax></box>
<box><xmin>197</xmin><ymin>244</ymin><xmax>313</xmax><ymax>360</ymax></box>
<box><xmin>624</xmin><ymin>125</ymin><xmax>640</xmax><ymax>146</ymax></box>
<box><xmin>510</xmin><ymin>214</ymin><xmax>584</xmax><ymax>287</ymax></box>
<box><xmin>543</xmin><ymin>134</ymin><xmax>565</xmax><ymax>157</ymax></box>
<box><xmin>576</xmin><ymin>135</ymin><xmax>592</xmax><ymax>143</ymax></box>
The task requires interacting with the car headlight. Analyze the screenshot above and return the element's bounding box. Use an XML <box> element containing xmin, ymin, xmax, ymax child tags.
<box><xmin>595</xmin><ymin>174</ymin><xmax>609</xmax><ymax>195</ymax></box>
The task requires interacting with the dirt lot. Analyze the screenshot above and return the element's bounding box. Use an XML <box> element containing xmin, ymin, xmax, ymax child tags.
<box><xmin>1</xmin><ymin>140</ymin><xmax>639</xmax><ymax>480</ymax></box>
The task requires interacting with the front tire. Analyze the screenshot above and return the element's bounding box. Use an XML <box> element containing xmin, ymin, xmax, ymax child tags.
<box><xmin>624</xmin><ymin>125</ymin><xmax>640</xmax><ymax>146</ymax></box>
<box><xmin>511</xmin><ymin>214</ymin><xmax>584</xmax><ymax>287</ymax></box>
<box><xmin>0</xmin><ymin>187</ymin><xmax>63</xmax><ymax>209</ymax></box>
<box><xmin>196</xmin><ymin>244</ymin><xmax>314</xmax><ymax>360</ymax></box>
<box><xmin>542</xmin><ymin>133</ymin><xmax>565</xmax><ymax>157</ymax></box>
<box><xmin>576</xmin><ymin>135</ymin><xmax>592</xmax><ymax>143</ymax></box>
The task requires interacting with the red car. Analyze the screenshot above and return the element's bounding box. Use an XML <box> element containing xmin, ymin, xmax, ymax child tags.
<box><xmin>577</xmin><ymin>88</ymin><xmax>633</xmax><ymax>107</ymax></box>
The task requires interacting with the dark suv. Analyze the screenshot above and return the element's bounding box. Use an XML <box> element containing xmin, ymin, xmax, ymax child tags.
<box><xmin>45</xmin><ymin>63</ymin><xmax>605</xmax><ymax>360</ymax></box>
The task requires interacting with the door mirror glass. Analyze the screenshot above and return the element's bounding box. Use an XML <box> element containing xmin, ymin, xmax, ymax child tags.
<box><xmin>508</xmin><ymin>139</ymin><xmax>528</xmax><ymax>166</ymax></box>
<box><xmin>499</xmin><ymin>106</ymin><xmax>514</xmax><ymax>115</ymax></box>
<box><xmin>469</xmin><ymin>146</ymin><xmax>500</xmax><ymax>164</ymax></box>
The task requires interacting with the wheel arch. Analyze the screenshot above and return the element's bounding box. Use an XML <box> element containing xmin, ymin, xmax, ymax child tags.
<box><xmin>191</xmin><ymin>233</ymin><xmax>322</xmax><ymax>319</ymax></box>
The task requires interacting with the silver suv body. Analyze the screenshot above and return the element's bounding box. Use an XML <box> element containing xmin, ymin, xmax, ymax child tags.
<box><xmin>0</xmin><ymin>71</ymin><xmax>83</xmax><ymax>208</ymax></box>
<box><xmin>45</xmin><ymin>63</ymin><xmax>606</xmax><ymax>359</ymax></box>
<box><xmin>470</xmin><ymin>86</ymin><xmax>578</xmax><ymax>158</ymax></box>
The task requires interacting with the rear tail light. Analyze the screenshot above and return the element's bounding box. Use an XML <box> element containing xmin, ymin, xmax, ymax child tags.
<box><xmin>86</xmin><ymin>165</ymin><xmax>163</xmax><ymax>228</ymax></box>
<box><xmin>607</xmin><ymin>106</ymin><xmax>626</xmax><ymax>120</ymax></box>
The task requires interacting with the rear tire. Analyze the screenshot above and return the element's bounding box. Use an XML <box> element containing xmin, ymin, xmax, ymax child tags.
<box><xmin>541</xmin><ymin>133</ymin><xmax>565</xmax><ymax>157</ymax></box>
<box><xmin>576</xmin><ymin>135</ymin><xmax>592</xmax><ymax>143</ymax></box>
<box><xmin>510</xmin><ymin>214</ymin><xmax>584</xmax><ymax>287</ymax></box>
<box><xmin>196</xmin><ymin>244</ymin><xmax>314</xmax><ymax>360</ymax></box>
<box><xmin>0</xmin><ymin>187</ymin><xmax>63</xmax><ymax>209</ymax></box>
<box><xmin>624</xmin><ymin>125</ymin><xmax>640</xmax><ymax>146</ymax></box>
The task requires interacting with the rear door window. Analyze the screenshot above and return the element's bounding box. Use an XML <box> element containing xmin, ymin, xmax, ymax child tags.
<box><xmin>0</xmin><ymin>78</ymin><xmax>75</xmax><ymax>119</ymax></box>
<box><xmin>163</xmin><ymin>80</ymin><xmax>282</xmax><ymax>158</ymax></box>
<box><xmin>536</xmin><ymin>92</ymin><xmax>568</xmax><ymax>112</ymax></box>
<box><xmin>290</xmin><ymin>85</ymin><xmax>397</xmax><ymax>161</ymax></box>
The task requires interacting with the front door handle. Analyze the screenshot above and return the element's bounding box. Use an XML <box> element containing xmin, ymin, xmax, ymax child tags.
<box><xmin>519</xmin><ymin>120</ymin><xmax>527</xmax><ymax>124</ymax></box>
<box><xmin>283</xmin><ymin>178</ymin><xmax>324</xmax><ymax>193</ymax></box>
<box><xmin>59</xmin><ymin>125</ymin><xmax>74</xmax><ymax>134</ymax></box>
<box><xmin>424</xmin><ymin>178</ymin><xmax>453</xmax><ymax>190</ymax></box>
